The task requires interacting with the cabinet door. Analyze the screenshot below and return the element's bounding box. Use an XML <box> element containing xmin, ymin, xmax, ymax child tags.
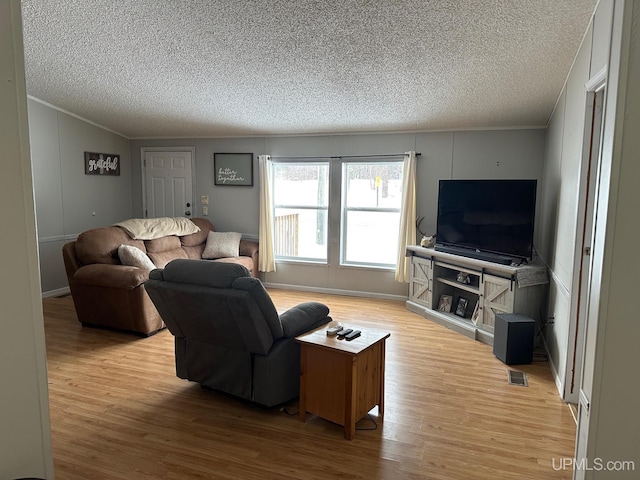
<box><xmin>481</xmin><ymin>274</ymin><xmax>514</xmax><ymax>333</ymax></box>
<box><xmin>409</xmin><ymin>256</ymin><xmax>432</xmax><ymax>308</ymax></box>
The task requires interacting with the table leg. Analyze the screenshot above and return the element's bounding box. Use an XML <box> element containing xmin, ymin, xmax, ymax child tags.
<box><xmin>378</xmin><ymin>340</ymin><xmax>386</xmax><ymax>420</ymax></box>
<box><xmin>344</xmin><ymin>357</ymin><xmax>356</xmax><ymax>440</ymax></box>
<box><xmin>299</xmin><ymin>346</ymin><xmax>307</xmax><ymax>422</ymax></box>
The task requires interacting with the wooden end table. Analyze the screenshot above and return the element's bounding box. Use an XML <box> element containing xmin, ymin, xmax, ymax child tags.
<box><xmin>296</xmin><ymin>324</ymin><xmax>390</xmax><ymax>440</ymax></box>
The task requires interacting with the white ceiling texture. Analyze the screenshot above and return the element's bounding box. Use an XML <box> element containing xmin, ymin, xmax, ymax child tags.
<box><xmin>20</xmin><ymin>0</ymin><xmax>597</xmax><ymax>138</ymax></box>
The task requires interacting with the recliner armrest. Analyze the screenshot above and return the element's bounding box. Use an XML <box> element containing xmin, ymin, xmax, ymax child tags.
<box><xmin>280</xmin><ymin>302</ymin><xmax>331</xmax><ymax>338</ymax></box>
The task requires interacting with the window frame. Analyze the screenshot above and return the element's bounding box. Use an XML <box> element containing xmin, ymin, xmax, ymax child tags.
<box><xmin>271</xmin><ymin>160</ymin><xmax>330</xmax><ymax>264</ymax></box>
<box><xmin>339</xmin><ymin>159</ymin><xmax>404</xmax><ymax>269</ymax></box>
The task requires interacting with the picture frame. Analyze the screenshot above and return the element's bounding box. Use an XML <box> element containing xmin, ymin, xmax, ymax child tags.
<box><xmin>84</xmin><ymin>151</ymin><xmax>120</xmax><ymax>176</ymax></box>
<box><xmin>455</xmin><ymin>297</ymin><xmax>469</xmax><ymax>317</ymax></box>
<box><xmin>214</xmin><ymin>153</ymin><xmax>253</xmax><ymax>186</ymax></box>
<box><xmin>471</xmin><ymin>300</ymin><xmax>480</xmax><ymax>325</ymax></box>
<box><xmin>438</xmin><ymin>294</ymin><xmax>452</xmax><ymax>313</ymax></box>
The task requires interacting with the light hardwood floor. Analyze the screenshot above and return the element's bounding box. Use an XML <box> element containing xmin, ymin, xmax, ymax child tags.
<box><xmin>42</xmin><ymin>290</ymin><xmax>576</xmax><ymax>479</ymax></box>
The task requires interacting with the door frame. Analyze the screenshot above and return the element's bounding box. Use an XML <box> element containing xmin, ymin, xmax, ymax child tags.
<box><xmin>564</xmin><ymin>68</ymin><xmax>607</xmax><ymax>403</ymax></box>
<box><xmin>140</xmin><ymin>146</ymin><xmax>196</xmax><ymax>219</ymax></box>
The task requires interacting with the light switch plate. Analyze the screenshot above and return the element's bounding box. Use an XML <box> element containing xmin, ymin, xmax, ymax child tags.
<box><xmin>201</xmin><ymin>195</ymin><xmax>209</xmax><ymax>205</ymax></box>
<box><xmin>202</xmin><ymin>206</ymin><xmax>208</xmax><ymax>216</ymax></box>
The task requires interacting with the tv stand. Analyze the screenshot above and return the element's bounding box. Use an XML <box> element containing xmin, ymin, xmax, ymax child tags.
<box><xmin>434</xmin><ymin>245</ymin><xmax>514</xmax><ymax>265</ymax></box>
<box><xmin>406</xmin><ymin>245</ymin><xmax>547</xmax><ymax>345</ymax></box>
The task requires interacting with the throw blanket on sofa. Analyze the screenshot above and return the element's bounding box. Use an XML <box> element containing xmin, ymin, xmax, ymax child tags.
<box><xmin>114</xmin><ymin>217</ymin><xmax>201</xmax><ymax>240</ymax></box>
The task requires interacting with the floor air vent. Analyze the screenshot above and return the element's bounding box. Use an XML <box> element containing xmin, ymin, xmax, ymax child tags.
<box><xmin>508</xmin><ymin>370</ymin><xmax>528</xmax><ymax>387</ymax></box>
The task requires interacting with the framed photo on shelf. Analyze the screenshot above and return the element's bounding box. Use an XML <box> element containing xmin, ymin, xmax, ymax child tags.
<box><xmin>438</xmin><ymin>294</ymin><xmax>452</xmax><ymax>313</ymax></box>
<box><xmin>455</xmin><ymin>297</ymin><xmax>469</xmax><ymax>317</ymax></box>
<box><xmin>470</xmin><ymin>301</ymin><xmax>480</xmax><ymax>325</ymax></box>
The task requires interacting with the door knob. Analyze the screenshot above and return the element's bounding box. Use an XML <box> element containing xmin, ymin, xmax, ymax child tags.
<box><xmin>185</xmin><ymin>211</ymin><xmax>191</xmax><ymax>216</ymax></box>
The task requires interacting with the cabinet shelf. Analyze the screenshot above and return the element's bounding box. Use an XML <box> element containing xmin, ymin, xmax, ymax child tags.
<box><xmin>407</xmin><ymin>245</ymin><xmax>547</xmax><ymax>346</ymax></box>
<box><xmin>435</xmin><ymin>277</ymin><xmax>480</xmax><ymax>295</ymax></box>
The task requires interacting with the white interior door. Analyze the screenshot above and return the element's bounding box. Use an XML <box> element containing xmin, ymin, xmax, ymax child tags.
<box><xmin>144</xmin><ymin>151</ymin><xmax>193</xmax><ymax>218</ymax></box>
<box><xmin>566</xmin><ymin>85</ymin><xmax>605</xmax><ymax>402</ymax></box>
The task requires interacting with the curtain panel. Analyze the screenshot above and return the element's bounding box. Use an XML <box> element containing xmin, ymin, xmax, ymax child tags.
<box><xmin>395</xmin><ymin>151</ymin><xmax>417</xmax><ymax>282</ymax></box>
<box><xmin>258</xmin><ymin>155</ymin><xmax>276</xmax><ymax>272</ymax></box>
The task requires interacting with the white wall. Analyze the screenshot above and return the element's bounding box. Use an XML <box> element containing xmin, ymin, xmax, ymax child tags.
<box><xmin>538</xmin><ymin>0</ymin><xmax>613</xmax><ymax>401</ymax></box>
<box><xmin>0</xmin><ymin>1</ymin><xmax>54</xmax><ymax>477</ymax></box>
<box><xmin>130</xmin><ymin>129</ymin><xmax>545</xmax><ymax>298</ymax></box>
<box><xmin>28</xmin><ymin>99</ymin><xmax>132</xmax><ymax>296</ymax></box>
<box><xmin>575</xmin><ymin>0</ymin><xmax>640</xmax><ymax>477</ymax></box>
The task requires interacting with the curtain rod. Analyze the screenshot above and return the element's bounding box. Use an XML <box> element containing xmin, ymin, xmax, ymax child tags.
<box><xmin>269</xmin><ymin>153</ymin><xmax>421</xmax><ymax>160</ymax></box>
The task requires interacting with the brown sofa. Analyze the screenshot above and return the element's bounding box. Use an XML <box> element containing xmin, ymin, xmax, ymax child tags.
<box><xmin>62</xmin><ymin>217</ymin><xmax>259</xmax><ymax>336</ymax></box>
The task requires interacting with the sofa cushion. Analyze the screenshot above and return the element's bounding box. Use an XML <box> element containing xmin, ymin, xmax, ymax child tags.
<box><xmin>143</xmin><ymin>236</ymin><xmax>188</xmax><ymax>267</ymax></box>
<box><xmin>145</xmin><ymin>235</ymin><xmax>182</xmax><ymax>253</ymax></box>
<box><xmin>118</xmin><ymin>244</ymin><xmax>156</xmax><ymax>270</ymax></box>
<box><xmin>202</xmin><ymin>231</ymin><xmax>242</xmax><ymax>259</ymax></box>
<box><xmin>147</xmin><ymin>248</ymin><xmax>188</xmax><ymax>268</ymax></box>
<box><xmin>181</xmin><ymin>217</ymin><xmax>215</xmax><ymax>247</ymax></box>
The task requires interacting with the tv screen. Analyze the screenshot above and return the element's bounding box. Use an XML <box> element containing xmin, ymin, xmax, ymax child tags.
<box><xmin>435</xmin><ymin>179</ymin><xmax>537</xmax><ymax>262</ymax></box>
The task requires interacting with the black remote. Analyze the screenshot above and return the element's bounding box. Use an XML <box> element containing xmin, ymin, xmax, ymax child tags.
<box><xmin>345</xmin><ymin>330</ymin><xmax>361</xmax><ymax>341</ymax></box>
<box><xmin>337</xmin><ymin>328</ymin><xmax>353</xmax><ymax>338</ymax></box>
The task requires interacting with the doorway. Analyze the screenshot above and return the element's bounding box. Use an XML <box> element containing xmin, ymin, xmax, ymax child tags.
<box><xmin>142</xmin><ymin>149</ymin><xmax>195</xmax><ymax>219</ymax></box>
<box><xmin>565</xmin><ymin>75</ymin><xmax>606</xmax><ymax>403</ymax></box>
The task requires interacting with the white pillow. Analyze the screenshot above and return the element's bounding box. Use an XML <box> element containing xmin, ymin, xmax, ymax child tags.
<box><xmin>118</xmin><ymin>244</ymin><xmax>156</xmax><ymax>270</ymax></box>
<box><xmin>202</xmin><ymin>231</ymin><xmax>242</xmax><ymax>259</ymax></box>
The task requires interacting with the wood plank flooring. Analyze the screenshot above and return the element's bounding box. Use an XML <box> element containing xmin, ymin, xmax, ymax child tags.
<box><xmin>42</xmin><ymin>290</ymin><xmax>576</xmax><ymax>479</ymax></box>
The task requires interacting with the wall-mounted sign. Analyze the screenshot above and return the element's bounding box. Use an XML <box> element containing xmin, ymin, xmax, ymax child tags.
<box><xmin>84</xmin><ymin>152</ymin><xmax>120</xmax><ymax>175</ymax></box>
<box><xmin>214</xmin><ymin>153</ymin><xmax>253</xmax><ymax>186</ymax></box>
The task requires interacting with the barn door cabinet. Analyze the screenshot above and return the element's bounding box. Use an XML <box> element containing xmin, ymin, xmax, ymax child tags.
<box><xmin>405</xmin><ymin>245</ymin><xmax>547</xmax><ymax>346</ymax></box>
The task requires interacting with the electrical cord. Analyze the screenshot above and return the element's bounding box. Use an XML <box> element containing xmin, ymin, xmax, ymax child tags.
<box><xmin>281</xmin><ymin>407</ymin><xmax>378</xmax><ymax>431</ymax></box>
<box><xmin>356</xmin><ymin>413</ymin><xmax>378</xmax><ymax>431</ymax></box>
<box><xmin>281</xmin><ymin>406</ymin><xmax>299</xmax><ymax>416</ymax></box>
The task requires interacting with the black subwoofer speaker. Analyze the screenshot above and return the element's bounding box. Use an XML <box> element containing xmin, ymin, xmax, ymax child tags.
<box><xmin>493</xmin><ymin>313</ymin><xmax>535</xmax><ymax>365</ymax></box>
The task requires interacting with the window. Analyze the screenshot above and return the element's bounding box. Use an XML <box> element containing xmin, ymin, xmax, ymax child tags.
<box><xmin>272</xmin><ymin>162</ymin><xmax>329</xmax><ymax>262</ymax></box>
<box><xmin>341</xmin><ymin>161</ymin><xmax>404</xmax><ymax>268</ymax></box>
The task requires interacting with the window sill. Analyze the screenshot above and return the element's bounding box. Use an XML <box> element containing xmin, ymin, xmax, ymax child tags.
<box><xmin>275</xmin><ymin>258</ymin><xmax>328</xmax><ymax>267</ymax></box>
<box><xmin>338</xmin><ymin>263</ymin><xmax>396</xmax><ymax>272</ymax></box>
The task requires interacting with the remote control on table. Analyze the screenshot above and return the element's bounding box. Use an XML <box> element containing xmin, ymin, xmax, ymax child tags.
<box><xmin>337</xmin><ymin>328</ymin><xmax>353</xmax><ymax>338</ymax></box>
<box><xmin>326</xmin><ymin>325</ymin><xmax>343</xmax><ymax>336</ymax></box>
<box><xmin>344</xmin><ymin>330</ymin><xmax>361</xmax><ymax>341</ymax></box>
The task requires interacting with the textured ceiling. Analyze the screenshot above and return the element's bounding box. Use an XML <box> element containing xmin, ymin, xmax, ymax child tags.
<box><xmin>20</xmin><ymin>0</ymin><xmax>597</xmax><ymax>138</ymax></box>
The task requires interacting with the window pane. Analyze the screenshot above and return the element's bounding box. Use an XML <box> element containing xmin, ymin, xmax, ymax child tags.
<box><xmin>344</xmin><ymin>163</ymin><xmax>403</xmax><ymax>209</ymax></box>
<box><xmin>274</xmin><ymin>208</ymin><xmax>327</xmax><ymax>261</ymax></box>
<box><xmin>273</xmin><ymin>163</ymin><xmax>329</xmax><ymax>207</ymax></box>
<box><xmin>343</xmin><ymin>210</ymin><xmax>399</xmax><ymax>265</ymax></box>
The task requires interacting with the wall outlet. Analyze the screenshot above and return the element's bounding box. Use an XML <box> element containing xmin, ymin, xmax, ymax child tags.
<box><xmin>201</xmin><ymin>195</ymin><xmax>209</xmax><ymax>205</ymax></box>
<box><xmin>202</xmin><ymin>206</ymin><xmax>208</xmax><ymax>216</ymax></box>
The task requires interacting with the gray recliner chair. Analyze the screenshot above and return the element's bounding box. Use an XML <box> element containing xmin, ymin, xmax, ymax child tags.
<box><xmin>145</xmin><ymin>259</ymin><xmax>332</xmax><ymax>407</ymax></box>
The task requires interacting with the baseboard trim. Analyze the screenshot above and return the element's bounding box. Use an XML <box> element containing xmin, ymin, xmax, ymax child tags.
<box><xmin>263</xmin><ymin>282</ymin><xmax>407</xmax><ymax>302</ymax></box>
<box><xmin>42</xmin><ymin>286</ymin><xmax>71</xmax><ymax>298</ymax></box>
<box><xmin>542</xmin><ymin>333</ymin><xmax>565</xmax><ymax>399</ymax></box>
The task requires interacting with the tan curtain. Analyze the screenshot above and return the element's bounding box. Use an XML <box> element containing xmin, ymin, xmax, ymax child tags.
<box><xmin>258</xmin><ymin>155</ymin><xmax>276</xmax><ymax>272</ymax></box>
<box><xmin>395</xmin><ymin>151</ymin><xmax>417</xmax><ymax>282</ymax></box>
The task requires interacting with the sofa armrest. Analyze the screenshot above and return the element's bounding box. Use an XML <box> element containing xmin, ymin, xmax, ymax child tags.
<box><xmin>239</xmin><ymin>239</ymin><xmax>259</xmax><ymax>277</ymax></box>
<box><xmin>62</xmin><ymin>241</ymin><xmax>82</xmax><ymax>281</ymax></box>
<box><xmin>280</xmin><ymin>302</ymin><xmax>331</xmax><ymax>338</ymax></box>
<box><xmin>72</xmin><ymin>264</ymin><xmax>150</xmax><ymax>289</ymax></box>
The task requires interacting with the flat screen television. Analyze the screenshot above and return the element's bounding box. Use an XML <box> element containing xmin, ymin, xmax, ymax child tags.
<box><xmin>435</xmin><ymin>179</ymin><xmax>537</xmax><ymax>264</ymax></box>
